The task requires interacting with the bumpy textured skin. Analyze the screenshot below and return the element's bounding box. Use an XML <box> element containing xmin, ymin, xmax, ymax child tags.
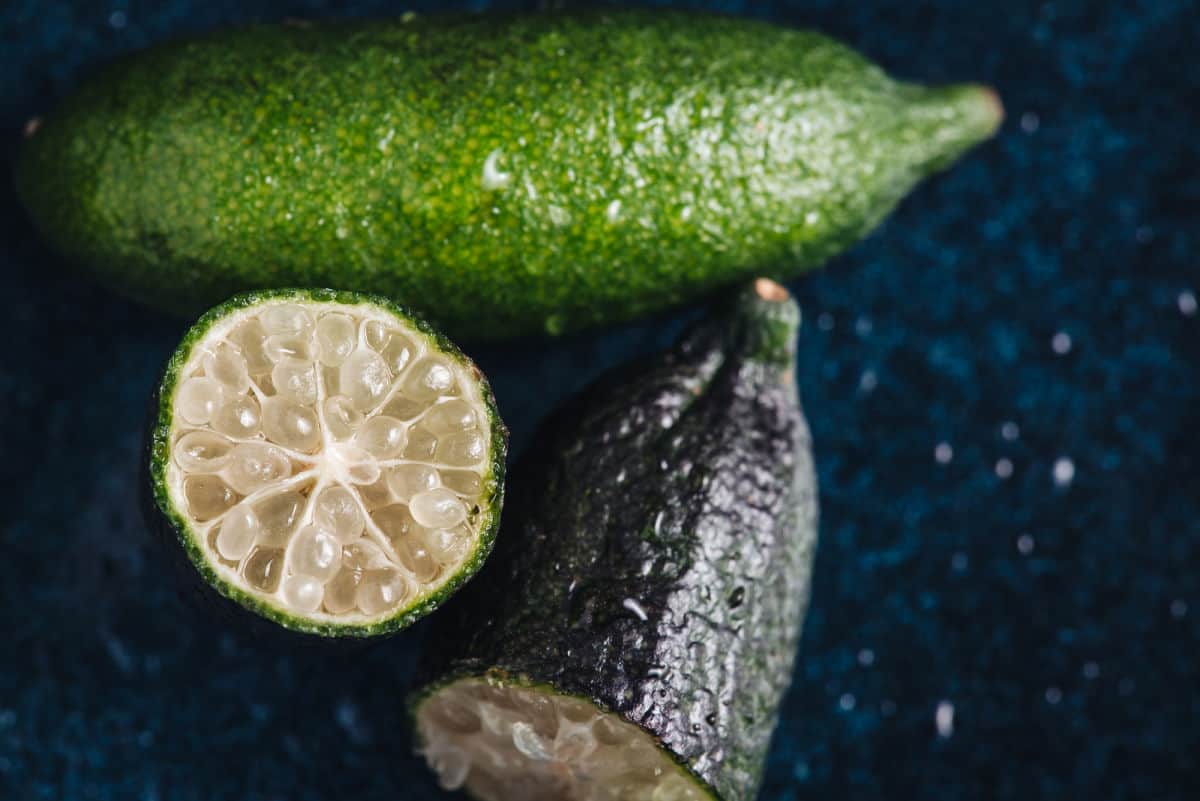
<box><xmin>15</xmin><ymin>10</ymin><xmax>999</xmax><ymax>340</ymax></box>
<box><xmin>144</xmin><ymin>288</ymin><xmax>508</xmax><ymax>639</ymax></box>
<box><xmin>415</xmin><ymin>285</ymin><xmax>819</xmax><ymax>800</ymax></box>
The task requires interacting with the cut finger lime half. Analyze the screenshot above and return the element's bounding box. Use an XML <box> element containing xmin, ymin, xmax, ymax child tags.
<box><xmin>147</xmin><ymin>289</ymin><xmax>506</xmax><ymax>637</ymax></box>
<box><xmin>414</xmin><ymin>677</ymin><xmax>712</xmax><ymax>801</ymax></box>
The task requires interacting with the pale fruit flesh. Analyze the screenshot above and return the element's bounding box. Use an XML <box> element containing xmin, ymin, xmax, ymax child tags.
<box><xmin>166</xmin><ymin>299</ymin><xmax>493</xmax><ymax>624</ymax></box>
<box><xmin>417</xmin><ymin>679</ymin><xmax>709</xmax><ymax>801</ymax></box>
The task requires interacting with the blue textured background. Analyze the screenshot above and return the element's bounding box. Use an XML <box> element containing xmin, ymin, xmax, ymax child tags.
<box><xmin>2</xmin><ymin>1</ymin><xmax>1197</xmax><ymax>799</ymax></box>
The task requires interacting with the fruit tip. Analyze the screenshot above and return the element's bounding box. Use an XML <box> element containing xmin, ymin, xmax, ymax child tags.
<box><xmin>980</xmin><ymin>85</ymin><xmax>1005</xmax><ymax>127</ymax></box>
<box><xmin>753</xmin><ymin>278</ymin><xmax>789</xmax><ymax>303</ymax></box>
<box><xmin>947</xmin><ymin>83</ymin><xmax>1005</xmax><ymax>136</ymax></box>
<box><xmin>738</xmin><ymin>279</ymin><xmax>799</xmax><ymax>367</ymax></box>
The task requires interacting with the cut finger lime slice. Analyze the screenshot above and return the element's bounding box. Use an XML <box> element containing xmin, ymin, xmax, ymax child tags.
<box><xmin>147</xmin><ymin>289</ymin><xmax>506</xmax><ymax>637</ymax></box>
<box><xmin>414</xmin><ymin>678</ymin><xmax>712</xmax><ymax>801</ymax></box>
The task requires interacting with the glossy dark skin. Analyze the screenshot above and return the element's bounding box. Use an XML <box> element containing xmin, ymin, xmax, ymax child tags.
<box><xmin>417</xmin><ymin>284</ymin><xmax>819</xmax><ymax>800</ymax></box>
<box><xmin>16</xmin><ymin>10</ymin><xmax>1000</xmax><ymax>339</ymax></box>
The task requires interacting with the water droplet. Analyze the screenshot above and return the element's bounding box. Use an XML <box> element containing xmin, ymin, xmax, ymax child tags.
<box><xmin>480</xmin><ymin>148</ymin><xmax>512</xmax><ymax>191</ymax></box>
<box><xmin>605</xmin><ymin>199</ymin><xmax>622</xmax><ymax>223</ymax></box>
<box><xmin>622</xmin><ymin>597</ymin><xmax>649</xmax><ymax>622</ymax></box>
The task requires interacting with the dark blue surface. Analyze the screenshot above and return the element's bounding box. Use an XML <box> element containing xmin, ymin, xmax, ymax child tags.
<box><xmin>2</xmin><ymin>1</ymin><xmax>1197</xmax><ymax>799</ymax></box>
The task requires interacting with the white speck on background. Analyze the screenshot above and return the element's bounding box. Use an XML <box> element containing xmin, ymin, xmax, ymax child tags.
<box><xmin>935</xmin><ymin>442</ymin><xmax>954</xmax><ymax>464</ymax></box>
<box><xmin>1017</xmin><ymin>534</ymin><xmax>1036</xmax><ymax>555</ymax></box>
<box><xmin>1001</xmin><ymin>421</ymin><xmax>1020</xmax><ymax>441</ymax></box>
<box><xmin>1020</xmin><ymin>112</ymin><xmax>1040</xmax><ymax>133</ymax></box>
<box><xmin>857</xmin><ymin>648</ymin><xmax>876</xmax><ymax>667</ymax></box>
<box><xmin>1045</xmin><ymin>687</ymin><xmax>1063</xmax><ymax>705</ymax></box>
<box><xmin>995</xmin><ymin>458</ymin><xmax>1014</xmax><ymax>479</ymax></box>
<box><xmin>839</xmin><ymin>693</ymin><xmax>856</xmax><ymax>711</ymax></box>
<box><xmin>1051</xmin><ymin>331</ymin><xmax>1072</xmax><ymax>355</ymax></box>
<box><xmin>335</xmin><ymin>699</ymin><xmax>372</xmax><ymax>746</ymax></box>
<box><xmin>1170</xmin><ymin>599</ymin><xmax>1188</xmax><ymax>618</ymax></box>
<box><xmin>1053</xmin><ymin>457</ymin><xmax>1075</xmax><ymax>487</ymax></box>
<box><xmin>936</xmin><ymin>701</ymin><xmax>955</xmax><ymax>737</ymax></box>
<box><xmin>1178</xmin><ymin>290</ymin><xmax>1197</xmax><ymax>316</ymax></box>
